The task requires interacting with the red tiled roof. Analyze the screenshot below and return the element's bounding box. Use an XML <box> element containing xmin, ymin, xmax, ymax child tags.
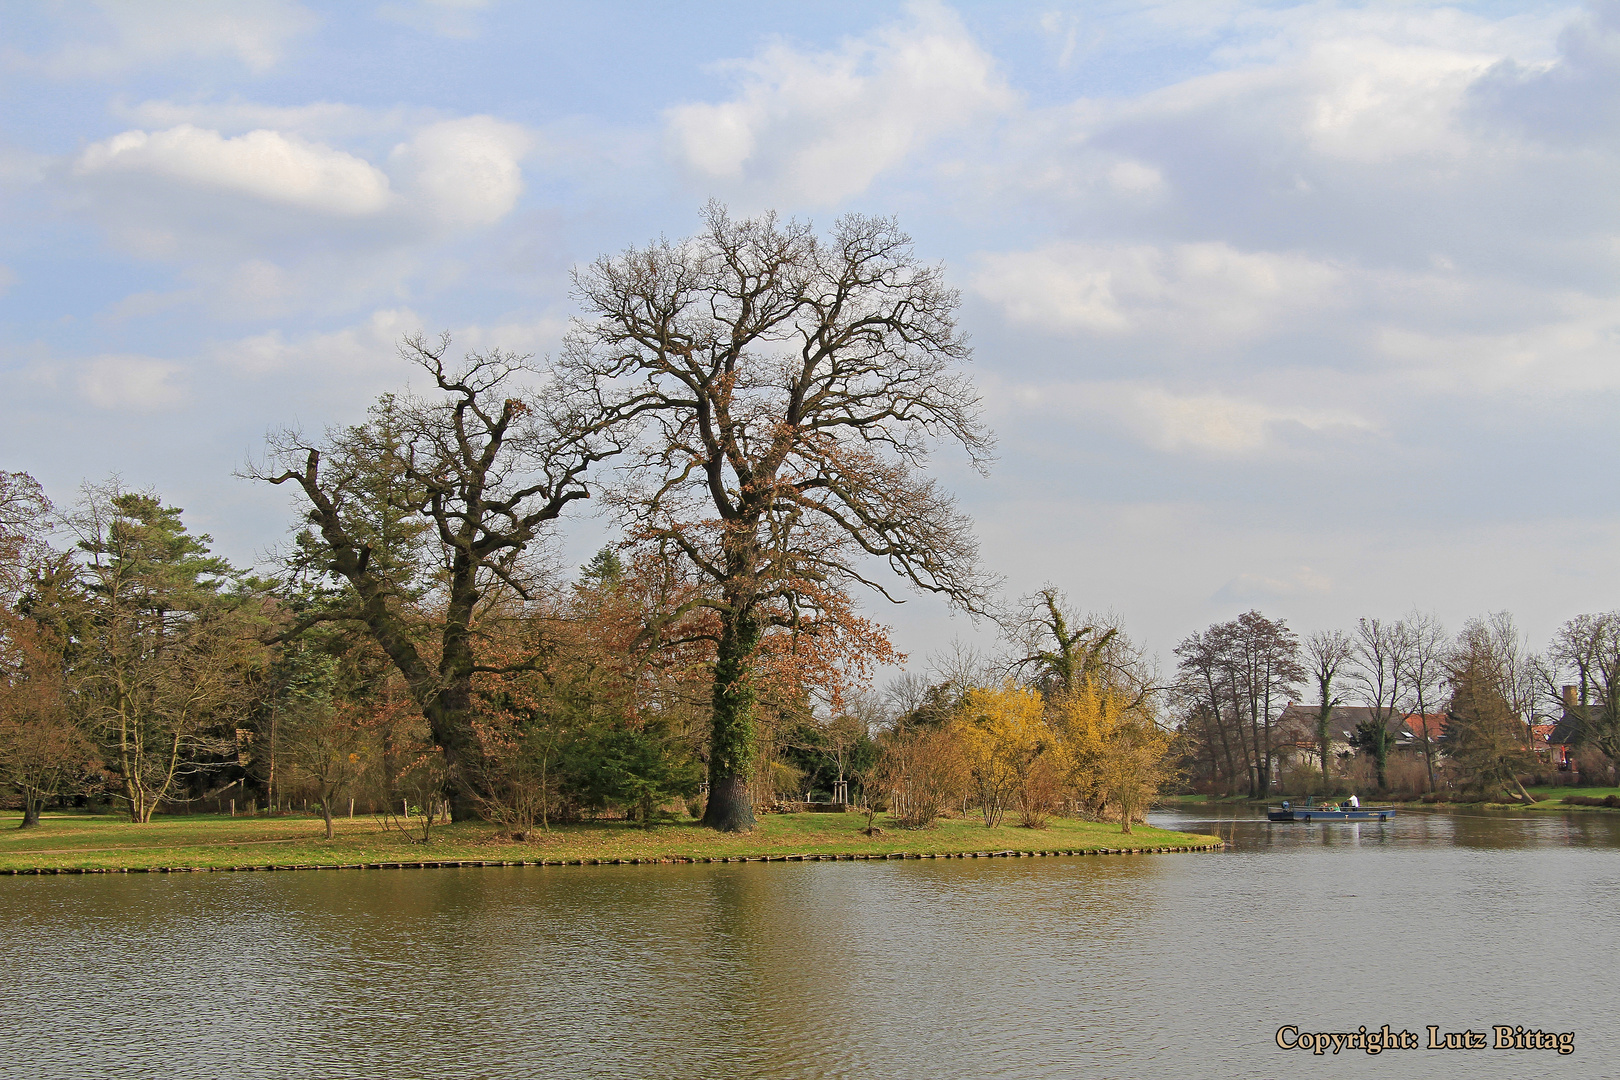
<box><xmin>1403</xmin><ymin>712</ymin><xmax>1447</xmax><ymax>740</ymax></box>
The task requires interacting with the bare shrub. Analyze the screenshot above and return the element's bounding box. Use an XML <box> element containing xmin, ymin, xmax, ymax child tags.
<box><xmin>1383</xmin><ymin>755</ymin><xmax>1429</xmax><ymax>798</ymax></box>
<box><xmin>877</xmin><ymin>725</ymin><xmax>967</xmax><ymax>829</ymax></box>
<box><xmin>1016</xmin><ymin>756</ymin><xmax>1064</xmax><ymax>829</ymax></box>
<box><xmin>1573</xmin><ymin>747</ymin><xmax>1616</xmax><ymax>787</ymax></box>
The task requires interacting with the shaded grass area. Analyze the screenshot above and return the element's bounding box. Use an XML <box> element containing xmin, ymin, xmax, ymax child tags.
<box><xmin>0</xmin><ymin>811</ymin><xmax>1222</xmax><ymax>872</ymax></box>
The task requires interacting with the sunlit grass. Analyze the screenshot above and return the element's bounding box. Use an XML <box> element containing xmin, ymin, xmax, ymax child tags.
<box><xmin>0</xmin><ymin>809</ymin><xmax>1222</xmax><ymax>871</ymax></box>
<box><xmin>1516</xmin><ymin>785</ymin><xmax>1620</xmax><ymax>811</ymax></box>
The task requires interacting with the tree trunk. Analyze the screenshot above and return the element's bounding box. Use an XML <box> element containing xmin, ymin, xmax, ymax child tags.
<box><xmin>702</xmin><ymin>610</ymin><xmax>760</xmax><ymax>833</ymax></box>
<box><xmin>321</xmin><ymin>796</ymin><xmax>334</xmax><ymax>840</ymax></box>
<box><xmin>1317</xmin><ymin>709</ymin><xmax>1333</xmax><ymax>786</ymax></box>
<box><xmin>1235</xmin><ymin>703</ymin><xmax>1260</xmax><ymax>799</ymax></box>
<box><xmin>19</xmin><ymin>796</ymin><xmax>41</xmax><ymax>829</ymax></box>
<box><xmin>639</xmin><ymin>791</ymin><xmax>655</xmax><ymax>828</ymax></box>
<box><xmin>424</xmin><ymin>679</ymin><xmax>479</xmax><ymax>822</ymax></box>
<box><xmin>1211</xmin><ymin>712</ymin><xmax>1237</xmax><ymax>793</ymax></box>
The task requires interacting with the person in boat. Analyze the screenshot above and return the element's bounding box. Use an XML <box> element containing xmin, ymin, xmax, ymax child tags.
<box><xmin>1347</xmin><ymin>793</ymin><xmax>1360</xmax><ymax>809</ymax></box>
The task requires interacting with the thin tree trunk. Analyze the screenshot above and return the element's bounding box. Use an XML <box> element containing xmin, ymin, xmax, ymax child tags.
<box><xmin>1212</xmin><ymin>712</ymin><xmax>1237</xmax><ymax>793</ymax></box>
<box><xmin>1317</xmin><ymin>706</ymin><xmax>1333</xmax><ymax>786</ymax></box>
<box><xmin>1229</xmin><ymin>680</ymin><xmax>1260</xmax><ymax>799</ymax></box>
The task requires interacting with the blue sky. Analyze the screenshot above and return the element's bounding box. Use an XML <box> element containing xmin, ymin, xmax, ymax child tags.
<box><xmin>1</xmin><ymin>0</ymin><xmax>1616</xmax><ymax>669</ymax></box>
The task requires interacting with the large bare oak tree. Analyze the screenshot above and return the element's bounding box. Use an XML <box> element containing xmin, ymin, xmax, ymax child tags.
<box><xmin>566</xmin><ymin>205</ymin><xmax>992</xmax><ymax>831</ymax></box>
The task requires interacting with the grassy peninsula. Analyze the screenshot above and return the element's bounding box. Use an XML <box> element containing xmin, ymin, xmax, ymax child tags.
<box><xmin>0</xmin><ymin>811</ymin><xmax>1222</xmax><ymax>873</ymax></box>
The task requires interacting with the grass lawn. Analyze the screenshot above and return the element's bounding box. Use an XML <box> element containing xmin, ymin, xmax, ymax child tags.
<box><xmin>1345</xmin><ymin>786</ymin><xmax>1620</xmax><ymax>812</ymax></box>
<box><xmin>0</xmin><ymin>809</ymin><xmax>1223</xmax><ymax>873</ymax></box>
<box><xmin>1516</xmin><ymin>785</ymin><xmax>1620</xmax><ymax>811</ymax></box>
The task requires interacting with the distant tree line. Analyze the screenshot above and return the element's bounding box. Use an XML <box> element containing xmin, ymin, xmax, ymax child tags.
<box><xmin>1173</xmin><ymin>608</ymin><xmax>1620</xmax><ymax>801</ymax></box>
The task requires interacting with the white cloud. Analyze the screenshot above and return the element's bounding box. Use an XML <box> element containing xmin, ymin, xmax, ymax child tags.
<box><xmin>69</xmin><ymin>114</ymin><xmax>534</xmax><ymax>248</ymax></box>
<box><xmin>1294</xmin><ymin>38</ymin><xmax>1491</xmax><ymax>163</ymax></box>
<box><xmin>1115</xmin><ymin>10</ymin><xmax>1520</xmax><ymax>163</ymax></box>
<box><xmin>1374</xmin><ymin>294</ymin><xmax>1620</xmax><ymax>398</ymax></box>
<box><xmin>665</xmin><ymin>1</ymin><xmax>1014</xmax><ymax>204</ymax></box>
<box><xmin>1212</xmin><ymin>566</ymin><xmax>1334</xmax><ymax>605</ymax></box>
<box><xmin>225</xmin><ymin>308</ymin><xmax>426</xmax><ymax>376</ymax></box>
<box><xmin>376</xmin><ymin>0</ymin><xmax>491</xmax><ymax>40</ymax></box>
<box><xmin>998</xmin><ymin>378</ymin><xmax>1377</xmax><ymax>456</ymax></box>
<box><xmin>60</xmin><ymin>113</ymin><xmax>536</xmax><ymax>320</ymax></box>
<box><xmin>112</xmin><ymin>99</ymin><xmax>399</xmax><ymax>141</ymax></box>
<box><xmin>982</xmin><ymin>4</ymin><xmax>1603</xmax><ymax>275</ymax></box>
<box><xmin>1106</xmin><ymin>159</ymin><xmax>1166</xmax><ymax>196</ymax></box>
<box><xmin>75</xmin><ymin>125</ymin><xmax>393</xmax><ymax>216</ymax></box>
<box><xmin>16</xmin><ymin>1</ymin><xmax>316</xmax><ymax>77</ymax></box>
<box><xmin>78</xmin><ymin>355</ymin><xmax>186</xmax><ymax>410</ymax></box>
<box><xmin>974</xmin><ymin>241</ymin><xmax>1343</xmax><ymax>339</ymax></box>
<box><xmin>1467</xmin><ymin>2</ymin><xmax>1620</xmax><ymax>144</ymax></box>
<box><xmin>390</xmin><ymin>117</ymin><xmax>531</xmax><ymax>228</ymax></box>
<box><xmin>224</xmin><ymin>307</ymin><xmax>571</xmax><ymax>379</ymax></box>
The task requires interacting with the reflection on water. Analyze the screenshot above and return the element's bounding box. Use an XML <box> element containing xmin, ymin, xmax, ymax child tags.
<box><xmin>1171</xmin><ymin>802</ymin><xmax>1620</xmax><ymax>852</ymax></box>
<box><xmin>4</xmin><ymin>810</ymin><xmax>1617</xmax><ymax>1079</ymax></box>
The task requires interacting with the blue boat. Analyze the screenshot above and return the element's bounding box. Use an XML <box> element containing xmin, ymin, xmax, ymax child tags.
<box><xmin>1267</xmin><ymin>801</ymin><xmax>1396</xmax><ymax>822</ymax></box>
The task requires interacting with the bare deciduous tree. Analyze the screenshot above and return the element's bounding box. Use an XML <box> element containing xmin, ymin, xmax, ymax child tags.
<box><xmin>0</xmin><ymin>618</ymin><xmax>100</xmax><ymax>828</ymax></box>
<box><xmin>0</xmin><ymin>471</ymin><xmax>53</xmax><ymax>606</ymax></box>
<box><xmin>1399</xmin><ymin>611</ymin><xmax>1448</xmax><ymax>792</ymax></box>
<box><xmin>566</xmin><ymin>205</ymin><xmax>993</xmax><ymax>831</ymax></box>
<box><xmin>1543</xmin><ymin>613</ymin><xmax>1620</xmax><ymax>773</ymax></box>
<box><xmin>254</xmin><ymin>336</ymin><xmax>619</xmax><ymax>817</ymax></box>
<box><xmin>283</xmin><ymin>701</ymin><xmax>373</xmax><ymax>840</ymax></box>
<box><xmin>1175</xmin><ymin>611</ymin><xmax>1301</xmax><ymax>798</ymax></box>
<box><xmin>1303</xmin><ymin>629</ymin><xmax>1354</xmax><ymax>785</ymax></box>
<box><xmin>1350</xmin><ymin>617</ymin><xmax>1416</xmax><ymax>792</ymax></box>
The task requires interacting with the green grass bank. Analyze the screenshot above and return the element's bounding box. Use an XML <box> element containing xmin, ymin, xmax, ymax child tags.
<box><xmin>0</xmin><ymin>811</ymin><xmax>1223</xmax><ymax>874</ymax></box>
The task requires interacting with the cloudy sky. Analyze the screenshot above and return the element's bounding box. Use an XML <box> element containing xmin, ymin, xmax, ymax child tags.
<box><xmin>1</xmin><ymin>0</ymin><xmax>1616</xmax><ymax>668</ymax></box>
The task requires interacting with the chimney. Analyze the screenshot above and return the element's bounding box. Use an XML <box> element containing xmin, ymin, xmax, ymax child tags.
<box><xmin>1563</xmin><ymin>685</ymin><xmax>1578</xmax><ymax>710</ymax></box>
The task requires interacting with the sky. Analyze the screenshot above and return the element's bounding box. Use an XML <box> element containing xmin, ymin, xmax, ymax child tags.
<box><xmin>1</xmin><ymin>0</ymin><xmax>1616</xmax><ymax>674</ymax></box>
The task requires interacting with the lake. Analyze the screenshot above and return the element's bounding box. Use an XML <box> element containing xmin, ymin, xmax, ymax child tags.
<box><xmin>3</xmin><ymin>807</ymin><xmax>1617</xmax><ymax>1079</ymax></box>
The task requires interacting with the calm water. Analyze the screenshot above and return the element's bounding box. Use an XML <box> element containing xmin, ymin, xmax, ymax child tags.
<box><xmin>4</xmin><ymin>809</ymin><xmax>1618</xmax><ymax>1080</ymax></box>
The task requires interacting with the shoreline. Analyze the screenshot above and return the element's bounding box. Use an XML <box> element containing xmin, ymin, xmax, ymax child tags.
<box><xmin>0</xmin><ymin>843</ymin><xmax>1226</xmax><ymax>876</ymax></box>
<box><xmin>1158</xmin><ymin>793</ymin><xmax>1620</xmax><ymax>813</ymax></box>
<box><xmin>0</xmin><ymin>812</ymin><xmax>1225</xmax><ymax>875</ymax></box>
